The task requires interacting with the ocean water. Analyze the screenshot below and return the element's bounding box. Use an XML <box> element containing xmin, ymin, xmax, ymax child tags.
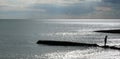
<box><xmin>0</xmin><ymin>19</ymin><xmax>120</xmax><ymax>59</ymax></box>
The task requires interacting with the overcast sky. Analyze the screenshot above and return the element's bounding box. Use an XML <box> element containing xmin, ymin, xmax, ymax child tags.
<box><xmin>0</xmin><ymin>0</ymin><xmax>120</xmax><ymax>19</ymax></box>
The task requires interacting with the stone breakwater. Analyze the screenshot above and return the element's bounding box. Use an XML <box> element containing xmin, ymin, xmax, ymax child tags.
<box><xmin>94</xmin><ymin>29</ymin><xmax>120</xmax><ymax>34</ymax></box>
<box><xmin>37</xmin><ymin>40</ymin><xmax>120</xmax><ymax>50</ymax></box>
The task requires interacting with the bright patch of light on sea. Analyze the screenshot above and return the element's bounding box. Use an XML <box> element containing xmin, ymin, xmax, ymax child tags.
<box><xmin>36</xmin><ymin>48</ymin><xmax>120</xmax><ymax>59</ymax></box>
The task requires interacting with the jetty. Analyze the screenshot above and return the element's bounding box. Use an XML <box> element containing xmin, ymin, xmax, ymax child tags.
<box><xmin>37</xmin><ymin>40</ymin><xmax>98</xmax><ymax>47</ymax></box>
<box><xmin>37</xmin><ymin>40</ymin><xmax>120</xmax><ymax>50</ymax></box>
<box><xmin>94</xmin><ymin>29</ymin><xmax>120</xmax><ymax>34</ymax></box>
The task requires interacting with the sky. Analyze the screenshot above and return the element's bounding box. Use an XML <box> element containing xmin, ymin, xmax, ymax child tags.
<box><xmin>0</xmin><ymin>0</ymin><xmax>120</xmax><ymax>19</ymax></box>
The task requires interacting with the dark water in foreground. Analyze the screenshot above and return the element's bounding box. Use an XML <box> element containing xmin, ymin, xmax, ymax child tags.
<box><xmin>0</xmin><ymin>19</ymin><xmax>120</xmax><ymax>59</ymax></box>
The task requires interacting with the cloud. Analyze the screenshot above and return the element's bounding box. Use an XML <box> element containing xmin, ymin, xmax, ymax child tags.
<box><xmin>95</xmin><ymin>6</ymin><xmax>112</xmax><ymax>11</ymax></box>
<box><xmin>0</xmin><ymin>0</ymin><xmax>80</xmax><ymax>7</ymax></box>
<box><xmin>0</xmin><ymin>6</ymin><xmax>45</xmax><ymax>12</ymax></box>
<box><xmin>0</xmin><ymin>0</ymin><xmax>103</xmax><ymax>12</ymax></box>
<box><xmin>102</xmin><ymin>0</ymin><xmax>120</xmax><ymax>3</ymax></box>
<box><xmin>0</xmin><ymin>0</ymin><xmax>101</xmax><ymax>7</ymax></box>
<box><xmin>0</xmin><ymin>0</ymin><xmax>46</xmax><ymax>12</ymax></box>
<box><xmin>0</xmin><ymin>0</ymin><xmax>9</xmax><ymax>6</ymax></box>
<box><xmin>30</xmin><ymin>3</ymin><xmax>96</xmax><ymax>15</ymax></box>
<box><xmin>79</xmin><ymin>11</ymin><xmax>120</xmax><ymax>19</ymax></box>
<box><xmin>0</xmin><ymin>0</ymin><xmax>120</xmax><ymax>19</ymax></box>
<box><xmin>0</xmin><ymin>0</ymin><xmax>35</xmax><ymax>6</ymax></box>
<box><xmin>0</xmin><ymin>0</ymin><xmax>80</xmax><ymax>12</ymax></box>
<box><xmin>34</xmin><ymin>0</ymin><xmax>90</xmax><ymax>6</ymax></box>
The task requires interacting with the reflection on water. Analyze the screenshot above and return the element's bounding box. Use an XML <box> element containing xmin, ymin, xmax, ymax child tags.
<box><xmin>39</xmin><ymin>47</ymin><xmax>120</xmax><ymax>59</ymax></box>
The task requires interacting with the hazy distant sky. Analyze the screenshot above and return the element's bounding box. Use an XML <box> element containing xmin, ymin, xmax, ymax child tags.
<box><xmin>0</xmin><ymin>0</ymin><xmax>120</xmax><ymax>19</ymax></box>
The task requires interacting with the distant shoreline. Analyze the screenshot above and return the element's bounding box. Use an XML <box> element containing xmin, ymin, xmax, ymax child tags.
<box><xmin>94</xmin><ymin>29</ymin><xmax>120</xmax><ymax>34</ymax></box>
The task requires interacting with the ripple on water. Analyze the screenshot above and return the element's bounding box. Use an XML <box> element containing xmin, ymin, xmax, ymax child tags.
<box><xmin>37</xmin><ymin>48</ymin><xmax>120</xmax><ymax>59</ymax></box>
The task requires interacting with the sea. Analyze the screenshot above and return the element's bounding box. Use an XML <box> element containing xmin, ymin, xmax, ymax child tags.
<box><xmin>0</xmin><ymin>19</ymin><xmax>120</xmax><ymax>59</ymax></box>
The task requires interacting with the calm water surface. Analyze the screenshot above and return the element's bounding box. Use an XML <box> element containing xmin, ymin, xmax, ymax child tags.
<box><xmin>0</xmin><ymin>19</ymin><xmax>120</xmax><ymax>59</ymax></box>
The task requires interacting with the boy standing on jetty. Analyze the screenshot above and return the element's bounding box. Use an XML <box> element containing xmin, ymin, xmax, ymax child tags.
<box><xmin>104</xmin><ymin>35</ymin><xmax>108</xmax><ymax>46</ymax></box>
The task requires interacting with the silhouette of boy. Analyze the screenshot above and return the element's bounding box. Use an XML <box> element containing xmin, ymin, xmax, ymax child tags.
<box><xmin>104</xmin><ymin>35</ymin><xmax>108</xmax><ymax>46</ymax></box>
